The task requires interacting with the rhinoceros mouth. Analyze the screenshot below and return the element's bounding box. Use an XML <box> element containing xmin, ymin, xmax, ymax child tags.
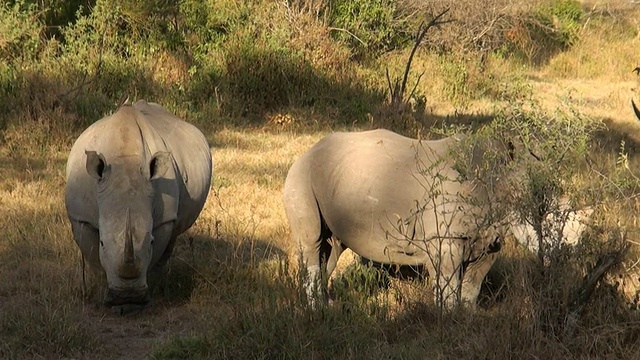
<box><xmin>104</xmin><ymin>286</ymin><xmax>150</xmax><ymax>307</ymax></box>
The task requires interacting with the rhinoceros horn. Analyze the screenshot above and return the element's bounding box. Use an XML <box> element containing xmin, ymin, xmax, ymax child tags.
<box><xmin>123</xmin><ymin>208</ymin><xmax>135</xmax><ymax>265</ymax></box>
<box><xmin>118</xmin><ymin>208</ymin><xmax>141</xmax><ymax>279</ymax></box>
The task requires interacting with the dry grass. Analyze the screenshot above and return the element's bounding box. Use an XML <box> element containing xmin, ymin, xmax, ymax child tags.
<box><xmin>2</xmin><ymin>92</ymin><xmax>640</xmax><ymax>358</ymax></box>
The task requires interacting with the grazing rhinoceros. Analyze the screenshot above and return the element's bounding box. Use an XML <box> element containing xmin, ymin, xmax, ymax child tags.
<box><xmin>283</xmin><ymin>129</ymin><xmax>508</xmax><ymax>308</ymax></box>
<box><xmin>65</xmin><ymin>100</ymin><xmax>212</xmax><ymax>309</ymax></box>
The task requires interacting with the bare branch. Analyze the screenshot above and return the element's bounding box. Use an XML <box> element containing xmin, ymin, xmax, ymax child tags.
<box><xmin>386</xmin><ymin>8</ymin><xmax>452</xmax><ymax>108</ymax></box>
<box><xmin>385</xmin><ymin>67</ymin><xmax>395</xmax><ymax>103</ymax></box>
<box><xmin>399</xmin><ymin>8</ymin><xmax>453</xmax><ymax>102</ymax></box>
<box><xmin>565</xmin><ymin>243</ymin><xmax>630</xmax><ymax>335</ymax></box>
<box><xmin>328</xmin><ymin>26</ymin><xmax>367</xmax><ymax>46</ymax></box>
<box><xmin>56</xmin><ymin>22</ymin><xmax>108</xmax><ymax>107</ymax></box>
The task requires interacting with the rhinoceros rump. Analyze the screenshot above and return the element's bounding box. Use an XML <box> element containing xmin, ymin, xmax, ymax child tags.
<box><xmin>283</xmin><ymin>129</ymin><xmax>507</xmax><ymax>308</ymax></box>
<box><xmin>65</xmin><ymin>100</ymin><xmax>212</xmax><ymax>309</ymax></box>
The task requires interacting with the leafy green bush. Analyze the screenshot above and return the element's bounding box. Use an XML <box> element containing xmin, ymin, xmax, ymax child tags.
<box><xmin>179</xmin><ymin>0</ymin><xmax>249</xmax><ymax>66</ymax></box>
<box><xmin>327</xmin><ymin>0</ymin><xmax>412</xmax><ymax>60</ymax></box>
<box><xmin>0</xmin><ymin>1</ymin><xmax>44</xmax><ymax>62</ymax></box>
<box><xmin>224</xmin><ymin>42</ymin><xmax>319</xmax><ymax>114</ymax></box>
<box><xmin>536</xmin><ymin>0</ymin><xmax>583</xmax><ymax>48</ymax></box>
<box><xmin>447</xmin><ymin>99</ymin><xmax>638</xmax><ymax>337</ymax></box>
<box><xmin>461</xmin><ymin>98</ymin><xmax>597</xmax><ymax>227</ymax></box>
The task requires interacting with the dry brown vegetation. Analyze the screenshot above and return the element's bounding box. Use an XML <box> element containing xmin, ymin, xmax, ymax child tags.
<box><xmin>2</xmin><ymin>0</ymin><xmax>640</xmax><ymax>359</ymax></box>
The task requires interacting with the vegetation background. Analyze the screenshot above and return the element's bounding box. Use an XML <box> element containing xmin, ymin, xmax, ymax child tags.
<box><xmin>2</xmin><ymin>0</ymin><xmax>640</xmax><ymax>358</ymax></box>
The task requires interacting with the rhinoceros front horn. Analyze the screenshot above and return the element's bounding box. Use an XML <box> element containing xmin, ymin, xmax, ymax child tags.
<box><xmin>118</xmin><ymin>209</ymin><xmax>140</xmax><ymax>280</ymax></box>
<box><xmin>123</xmin><ymin>208</ymin><xmax>135</xmax><ymax>264</ymax></box>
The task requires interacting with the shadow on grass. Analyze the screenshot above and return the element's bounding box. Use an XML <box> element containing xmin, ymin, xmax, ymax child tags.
<box><xmin>592</xmin><ymin>116</ymin><xmax>640</xmax><ymax>159</ymax></box>
<box><xmin>0</xmin><ymin>155</ymin><xmax>68</xmax><ymax>187</ymax></box>
<box><xmin>1</xmin><ymin>43</ymin><xmax>388</xmax><ymax>134</ymax></box>
<box><xmin>152</xmin><ymin>232</ymin><xmax>287</xmax><ymax>307</ymax></box>
<box><xmin>0</xmin><ymin>203</ymin><xmax>99</xmax><ymax>359</ymax></box>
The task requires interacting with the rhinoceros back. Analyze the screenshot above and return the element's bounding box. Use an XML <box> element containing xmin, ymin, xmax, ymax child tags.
<box><xmin>131</xmin><ymin>100</ymin><xmax>212</xmax><ymax>234</ymax></box>
<box><xmin>64</xmin><ymin>100</ymin><xmax>212</xmax><ymax>236</ymax></box>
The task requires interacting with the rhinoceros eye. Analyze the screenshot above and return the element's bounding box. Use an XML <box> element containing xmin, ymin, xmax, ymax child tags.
<box><xmin>100</xmin><ymin>240</ymin><xmax>104</xmax><ymax>247</ymax></box>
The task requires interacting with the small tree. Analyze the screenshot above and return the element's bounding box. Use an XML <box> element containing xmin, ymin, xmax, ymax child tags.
<box><xmin>452</xmin><ymin>98</ymin><xmax>630</xmax><ymax>334</ymax></box>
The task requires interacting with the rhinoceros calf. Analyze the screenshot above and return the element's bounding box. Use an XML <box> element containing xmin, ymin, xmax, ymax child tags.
<box><xmin>65</xmin><ymin>100</ymin><xmax>212</xmax><ymax>308</ymax></box>
<box><xmin>283</xmin><ymin>129</ymin><xmax>506</xmax><ymax>308</ymax></box>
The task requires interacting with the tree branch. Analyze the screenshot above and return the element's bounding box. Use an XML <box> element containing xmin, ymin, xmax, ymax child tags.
<box><xmin>388</xmin><ymin>8</ymin><xmax>452</xmax><ymax>107</ymax></box>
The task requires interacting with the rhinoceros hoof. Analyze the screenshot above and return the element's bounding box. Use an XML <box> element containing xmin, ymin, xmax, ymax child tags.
<box><xmin>111</xmin><ymin>303</ymin><xmax>146</xmax><ymax>316</ymax></box>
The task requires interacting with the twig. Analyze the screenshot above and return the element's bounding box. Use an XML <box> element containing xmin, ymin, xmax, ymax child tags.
<box><xmin>471</xmin><ymin>13</ymin><xmax>504</xmax><ymax>45</ymax></box>
<box><xmin>400</xmin><ymin>9</ymin><xmax>453</xmax><ymax>98</ymax></box>
<box><xmin>388</xmin><ymin>8</ymin><xmax>453</xmax><ymax>107</ymax></box>
<box><xmin>56</xmin><ymin>16</ymin><xmax>108</xmax><ymax>106</ymax></box>
<box><xmin>174</xmin><ymin>255</ymin><xmax>221</xmax><ymax>291</ymax></box>
<box><xmin>328</xmin><ymin>27</ymin><xmax>367</xmax><ymax>46</ymax></box>
<box><xmin>585</xmin><ymin>155</ymin><xmax>635</xmax><ymax>200</ymax></box>
<box><xmin>565</xmin><ymin>243</ymin><xmax>630</xmax><ymax>336</ymax></box>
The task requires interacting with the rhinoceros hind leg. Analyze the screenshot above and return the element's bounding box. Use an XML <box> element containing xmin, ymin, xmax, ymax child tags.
<box><xmin>296</xmin><ymin>217</ymin><xmax>339</xmax><ymax>306</ymax></box>
<box><xmin>325</xmin><ymin>236</ymin><xmax>345</xmax><ymax>278</ymax></box>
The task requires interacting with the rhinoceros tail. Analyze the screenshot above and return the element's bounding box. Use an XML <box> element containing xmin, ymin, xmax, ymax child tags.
<box><xmin>632</xmin><ymin>99</ymin><xmax>640</xmax><ymax>122</ymax></box>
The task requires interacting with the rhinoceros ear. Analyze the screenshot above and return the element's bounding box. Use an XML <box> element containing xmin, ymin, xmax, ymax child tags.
<box><xmin>85</xmin><ymin>151</ymin><xmax>107</xmax><ymax>180</ymax></box>
<box><xmin>148</xmin><ymin>151</ymin><xmax>171</xmax><ymax>180</ymax></box>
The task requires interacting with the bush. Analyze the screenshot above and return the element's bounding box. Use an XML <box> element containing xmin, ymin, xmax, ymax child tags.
<box><xmin>178</xmin><ymin>0</ymin><xmax>250</xmax><ymax>66</ymax></box>
<box><xmin>536</xmin><ymin>0</ymin><xmax>583</xmax><ymax>47</ymax></box>
<box><xmin>327</xmin><ymin>0</ymin><xmax>413</xmax><ymax>60</ymax></box>
<box><xmin>0</xmin><ymin>1</ymin><xmax>45</xmax><ymax>62</ymax></box>
<box><xmin>449</xmin><ymin>98</ymin><xmax>638</xmax><ymax>337</ymax></box>
<box><xmin>224</xmin><ymin>42</ymin><xmax>322</xmax><ymax>114</ymax></box>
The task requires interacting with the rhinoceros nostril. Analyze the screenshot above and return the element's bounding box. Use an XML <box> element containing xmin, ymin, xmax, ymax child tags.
<box><xmin>118</xmin><ymin>262</ymin><xmax>141</xmax><ymax>280</ymax></box>
<box><xmin>104</xmin><ymin>286</ymin><xmax>150</xmax><ymax>310</ymax></box>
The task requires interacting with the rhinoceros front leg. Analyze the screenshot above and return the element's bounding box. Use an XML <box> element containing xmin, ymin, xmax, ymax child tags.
<box><xmin>460</xmin><ymin>252</ymin><xmax>498</xmax><ymax>306</ymax></box>
<box><xmin>460</xmin><ymin>234</ymin><xmax>502</xmax><ymax>306</ymax></box>
<box><xmin>147</xmin><ymin>222</ymin><xmax>176</xmax><ymax>297</ymax></box>
<box><xmin>70</xmin><ymin>220</ymin><xmax>107</xmax><ymax>304</ymax></box>
<box><xmin>432</xmin><ymin>238</ymin><xmax>465</xmax><ymax>309</ymax></box>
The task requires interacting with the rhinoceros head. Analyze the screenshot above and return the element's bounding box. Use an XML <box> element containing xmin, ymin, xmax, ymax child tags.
<box><xmin>85</xmin><ymin>149</ymin><xmax>171</xmax><ymax>306</ymax></box>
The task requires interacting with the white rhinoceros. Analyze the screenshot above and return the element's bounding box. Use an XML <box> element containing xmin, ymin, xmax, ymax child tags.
<box><xmin>65</xmin><ymin>100</ymin><xmax>212</xmax><ymax>308</ymax></box>
<box><xmin>283</xmin><ymin>129</ymin><xmax>507</xmax><ymax>308</ymax></box>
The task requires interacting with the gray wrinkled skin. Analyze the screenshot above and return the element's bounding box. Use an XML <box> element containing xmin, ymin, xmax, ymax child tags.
<box><xmin>283</xmin><ymin>129</ymin><xmax>504</xmax><ymax>308</ymax></box>
<box><xmin>65</xmin><ymin>100</ymin><xmax>212</xmax><ymax>309</ymax></box>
